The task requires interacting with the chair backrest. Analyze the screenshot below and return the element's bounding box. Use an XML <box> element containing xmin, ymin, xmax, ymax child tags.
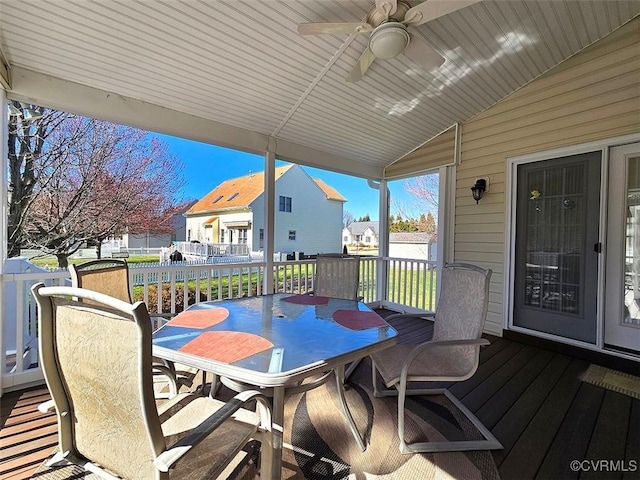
<box><xmin>433</xmin><ymin>263</ymin><xmax>492</xmax><ymax>342</ymax></box>
<box><xmin>69</xmin><ymin>259</ymin><xmax>132</xmax><ymax>303</ymax></box>
<box><xmin>31</xmin><ymin>284</ymin><xmax>165</xmax><ymax>479</ymax></box>
<box><xmin>313</xmin><ymin>254</ymin><xmax>360</xmax><ymax>300</ymax></box>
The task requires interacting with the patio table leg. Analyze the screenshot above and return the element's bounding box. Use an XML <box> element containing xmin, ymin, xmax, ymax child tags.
<box><xmin>334</xmin><ymin>365</ymin><xmax>366</xmax><ymax>451</ymax></box>
<box><xmin>271</xmin><ymin>385</ymin><xmax>285</xmax><ymax>479</ymax></box>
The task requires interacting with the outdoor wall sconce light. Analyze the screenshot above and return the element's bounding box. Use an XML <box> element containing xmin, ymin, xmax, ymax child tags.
<box><xmin>471</xmin><ymin>178</ymin><xmax>488</xmax><ymax>204</ymax></box>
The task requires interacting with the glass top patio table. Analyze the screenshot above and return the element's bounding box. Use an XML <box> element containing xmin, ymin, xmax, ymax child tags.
<box><xmin>152</xmin><ymin>293</ymin><xmax>397</xmax><ymax>387</ymax></box>
<box><xmin>152</xmin><ymin>293</ymin><xmax>397</xmax><ymax>479</ymax></box>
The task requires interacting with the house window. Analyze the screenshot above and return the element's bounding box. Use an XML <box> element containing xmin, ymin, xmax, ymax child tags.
<box><xmin>259</xmin><ymin>229</ymin><xmax>264</xmax><ymax>249</ymax></box>
<box><xmin>227</xmin><ymin>192</ymin><xmax>239</xmax><ymax>201</ymax></box>
<box><xmin>365</xmin><ymin>236</ymin><xmax>371</xmax><ymax>243</ymax></box>
<box><xmin>220</xmin><ymin>229</ymin><xmax>225</xmax><ymax>243</ymax></box>
<box><xmin>187</xmin><ymin>229</ymin><xmax>191</xmax><ymax>241</ymax></box>
<box><xmin>279</xmin><ymin>196</ymin><xmax>292</xmax><ymax>212</ymax></box>
<box><xmin>289</xmin><ymin>230</ymin><xmax>296</xmax><ymax>241</ymax></box>
<box><xmin>238</xmin><ymin>228</ymin><xmax>248</xmax><ymax>244</ymax></box>
<box><xmin>212</xmin><ymin>195</ymin><xmax>223</xmax><ymax>203</ymax></box>
<box><xmin>343</xmin><ymin>235</ymin><xmax>348</xmax><ymax>242</ymax></box>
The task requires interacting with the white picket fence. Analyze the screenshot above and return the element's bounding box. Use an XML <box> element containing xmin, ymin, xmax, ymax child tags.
<box><xmin>1</xmin><ymin>255</ymin><xmax>436</xmax><ymax>393</ymax></box>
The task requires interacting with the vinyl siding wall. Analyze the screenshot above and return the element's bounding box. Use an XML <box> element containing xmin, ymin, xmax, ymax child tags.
<box><xmin>455</xmin><ymin>17</ymin><xmax>640</xmax><ymax>335</ymax></box>
<box><xmin>385</xmin><ymin>125</ymin><xmax>457</xmax><ymax>179</ymax></box>
<box><xmin>269</xmin><ymin>165</ymin><xmax>343</xmax><ymax>254</ymax></box>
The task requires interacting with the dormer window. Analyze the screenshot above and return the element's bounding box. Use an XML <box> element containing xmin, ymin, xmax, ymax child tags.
<box><xmin>212</xmin><ymin>195</ymin><xmax>223</xmax><ymax>203</ymax></box>
<box><xmin>228</xmin><ymin>192</ymin><xmax>239</xmax><ymax>201</ymax></box>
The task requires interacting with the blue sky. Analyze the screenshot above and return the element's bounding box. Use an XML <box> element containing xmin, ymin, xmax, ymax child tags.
<box><xmin>154</xmin><ymin>133</ymin><xmax>424</xmax><ymax>221</ymax></box>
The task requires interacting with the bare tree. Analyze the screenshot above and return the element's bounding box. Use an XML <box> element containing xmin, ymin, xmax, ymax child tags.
<box><xmin>7</xmin><ymin>101</ymin><xmax>71</xmax><ymax>258</ymax></box>
<box><xmin>12</xmin><ymin>111</ymin><xmax>184</xmax><ymax>267</ymax></box>
<box><xmin>343</xmin><ymin>210</ymin><xmax>354</xmax><ymax>228</ymax></box>
<box><xmin>402</xmin><ymin>173</ymin><xmax>439</xmax><ymax>213</ymax></box>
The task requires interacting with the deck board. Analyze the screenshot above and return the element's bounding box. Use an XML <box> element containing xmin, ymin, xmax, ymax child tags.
<box><xmin>534</xmin><ymin>382</ymin><xmax>605</xmax><ymax>480</ymax></box>
<box><xmin>491</xmin><ymin>352</ymin><xmax>573</xmax><ymax>465</ymax></box>
<box><xmin>461</xmin><ymin>344</ymin><xmax>541</xmax><ymax>412</ymax></box>
<box><xmin>475</xmin><ymin>348</ymin><xmax>555</xmax><ymax>429</ymax></box>
<box><xmin>450</xmin><ymin>341</ymin><xmax>527</xmax><ymax>399</ymax></box>
<box><xmin>1</xmin><ymin>311</ymin><xmax>639</xmax><ymax>480</ymax></box>
<box><xmin>624</xmin><ymin>400</ymin><xmax>640</xmax><ymax>480</ymax></box>
<box><xmin>496</xmin><ymin>358</ymin><xmax>590</xmax><ymax>479</ymax></box>
<box><xmin>581</xmin><ymin>390</ymin><xmax>634</xmax><ymax>480</ymax></box>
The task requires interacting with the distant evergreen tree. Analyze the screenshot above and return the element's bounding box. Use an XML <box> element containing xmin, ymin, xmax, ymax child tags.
<box><xmin>418</xmin><ymin>213</ymin><xmax>427</xmax><ymax>232</ymax></box>
<box><xmin>425</xmin><ymin>212</ymin><xmax>436</xmax><ymax>234</ymax></box>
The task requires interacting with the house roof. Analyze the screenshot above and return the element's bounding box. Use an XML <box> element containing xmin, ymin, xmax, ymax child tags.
<box><xmin>2</xmin><ymin>2</ymin><xmax>637</xmax><ymax>181</ymax></box>
<box><xmin>389</xmin><ymin>232</ymin><xmax>435</xmax><ymax>244</ymax></box>
<box><xmin>312</xmin><ymin>178</ymin><xmax>347</xmax><ymax>202</ymax></box>
<box><xmin>187</xmin><ymin>164</ymin><xmax>345</xmax><ymax>215</ymax></box>
<box><xmin>347</xmin><ymin>221</ymin><xmax>379</xmax><ymax>235</ymax></box>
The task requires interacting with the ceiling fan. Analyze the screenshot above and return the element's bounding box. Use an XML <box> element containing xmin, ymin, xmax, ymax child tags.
<box><xmin>298</xmin><ymin>0</ymin><xmax>480</xmax><ymax>82</ymax></box>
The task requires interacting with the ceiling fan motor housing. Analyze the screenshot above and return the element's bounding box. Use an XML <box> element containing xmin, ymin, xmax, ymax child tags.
<box><xmin>369</xmin><ymin>22</ymin><xmax>410</xmax><ymax>59</ymax></box>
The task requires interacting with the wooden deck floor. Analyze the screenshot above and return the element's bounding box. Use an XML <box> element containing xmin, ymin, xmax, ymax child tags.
<box><xmin>2</xmin><ymin>313</ymin><xmax>639</xmax><ymax>479</ymax></box>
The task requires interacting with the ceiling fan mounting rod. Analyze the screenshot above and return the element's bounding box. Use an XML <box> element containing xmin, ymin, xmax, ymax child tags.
<box><xmin>367</xmin><ymin>0</ymin><xmax>411</xmax><ymax>27</ymax></box>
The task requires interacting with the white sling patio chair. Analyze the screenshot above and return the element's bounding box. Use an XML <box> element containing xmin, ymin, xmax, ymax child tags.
<box><xmin>312</xmin><ymin>254</ymin><xmax>366</xmax><ymax>380</ymax></box>
<box><xmin>370</xmin><ymin>262</ymin><xmax>503</xmax><ymax>454</ymax></box>
<box><xmin>312</xmin><ymin>253</ymin><xmax>361</xmax><ymax>301</ymax></box>
<box><xmin>32</xmin><ymin>283</ymin><xmax>274</xmax><ymax>479</ymax></box>
<box><xmin>69</xmin><ymin>259</ymin><xmax>179</xmax><ymax>398</ymax></box>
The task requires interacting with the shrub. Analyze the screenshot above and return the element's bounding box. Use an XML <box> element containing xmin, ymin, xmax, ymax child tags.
<box><xmin>134</xmin><ymin>284</ymin><xmax>208</xmax><ymax>314</ymax></box>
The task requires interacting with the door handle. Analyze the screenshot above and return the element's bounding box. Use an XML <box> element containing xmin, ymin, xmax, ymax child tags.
<box><xmin>594</xmin><ymin>242</ymin><xmax>602</xmax><ymax>253</ymax></box>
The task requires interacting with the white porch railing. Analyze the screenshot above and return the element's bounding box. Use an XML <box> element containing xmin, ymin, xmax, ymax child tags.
<box><xmin>168</xmin><ymin>241</ymin><xmax>250</xmax><ymax>259</ymax></box>
<box><xmin>1</xmin><ymin>256</ymin><xmax>436</xmax><ymax>393</ymax></box>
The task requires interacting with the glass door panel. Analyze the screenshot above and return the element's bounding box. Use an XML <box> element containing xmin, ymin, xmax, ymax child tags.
<box><xmin>605</xmin><ymin>144</ymin><xmax>640</xmax><ymax>353</ymax></box>
<box><xmin>514</xmin><ymin>152</ymin><xmax>601</xmax><ymax>343</ymax></box>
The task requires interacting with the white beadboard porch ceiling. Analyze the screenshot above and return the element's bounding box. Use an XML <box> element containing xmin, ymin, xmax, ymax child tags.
<box><xmin>1</xmin><ymin>0</ymin><xmax>638</xmax><ymax>180</ymax></box>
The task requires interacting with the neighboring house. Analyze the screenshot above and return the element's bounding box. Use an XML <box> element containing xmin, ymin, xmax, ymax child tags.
<box><xmin>343</xmin><ymin>221</ymin><xmax>379</xmax><ymax>247</ymax></box>
<box><xmin>389</xmin><ymin>232</ymin><xmax>437</xmax><ymax>261</ymax></box>
<box><xmin>103</xmin><ymin>200</ymin><xmax>197</xmax><ymax>250</ymax></box>
<box><xmin>185</xmin><ymin>164</ymin><xmax>346</xmax><ymax>254</ymax></box>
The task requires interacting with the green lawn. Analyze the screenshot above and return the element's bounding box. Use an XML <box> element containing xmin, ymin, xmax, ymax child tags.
<box><xmin>29</xmin><ymin>254</ymin><xmax>160</xmax><ymax>268</ymax></box>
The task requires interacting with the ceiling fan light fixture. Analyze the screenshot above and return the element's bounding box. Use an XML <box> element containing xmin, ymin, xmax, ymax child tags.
<box><xmin>369</xmin><ymin>23</ymin><xmax>410</xmax><ymax>59</ymax></box>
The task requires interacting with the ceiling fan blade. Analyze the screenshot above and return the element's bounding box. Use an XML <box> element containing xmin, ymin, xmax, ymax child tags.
<box><xmin>346</xmin><ymin>47</ymin><xmax>377</xmax><ymax>83</ymax></box>
<box><xmin>404</xmin><ymin>34</ymin><xmax>445</xmax><ymax>71</ymax></box>
<box><xmin>298</xmin><ymin>22</ymin><xmax>373</xmax><ymax>35</ymax></box>
<box><xmin>375</xmin><ymin>0</ymin><xmax>397</xmax><ymax>17</ymax></box>
<box><xmin>404</xmin><ymin>0</ymin><xmax>481</xmax><ymax>26</ymax></box>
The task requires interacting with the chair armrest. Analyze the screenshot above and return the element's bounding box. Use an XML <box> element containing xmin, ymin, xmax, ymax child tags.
<box><xmin>38</xmin><ymin>399</ymin><xmax>56</xmax><ymax>414</ymax></box>
<box><xmin>411</xmin><ymin>338</ymin><xmax>490</xmax><ymax>352</ymax></box>
<box><xmin>153</xmin><ymin>390</ymin><xmax>272</xmax><ymax>472</ymax></box>
<box><xmin>400</xmin><ymin>338</ymin><xmax>490</xmax><ymax>383</ymax></box>
<box><xmin>384</xmin><ymin>312</ymin><xmax>435</xmax><ymax>322</ymax></box>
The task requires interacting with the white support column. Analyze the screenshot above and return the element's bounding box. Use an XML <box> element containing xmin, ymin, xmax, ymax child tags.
<box><xmin>0</xmin><ymin>87</ymin><xmax>8</xmax><ymax>396</ymax></box>
<box><xmin>376</xmin><ymin>179</ymin><xmax>389</xmax><ymax>306</ymax></box>
<box><xmin>263</xmin><ymin>140</ymin><xmax>276</xmax><ymax>294</ymax></box>
<box><xmin>436</xmin><ymin>164</ymin><xmax>457</xmax><ymax>305</ymax></box>
<box><xmin>439</xmin><ymin>164</ymin><xmax>456</xmax><ymax>266</ymax></box>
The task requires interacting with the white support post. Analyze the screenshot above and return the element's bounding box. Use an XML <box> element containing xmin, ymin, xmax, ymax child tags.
<box><xmin>376</xmin><ymin>179</ymin><xmax>389</xmax><ymax>307</ymax></box>
<box><xmin>263</xmin><ymin>140</ymin><xmax>276</xmax><ymax>295</ymax></box>
<box><xmin>438</xmin><ymin>164</ymin><xmax>456</xmax><ymax>303</ymax></box>
<box><xmin>1</xmin><ymin>87</ymin><xmax>8</xmax><ymax>397</ymax></box>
